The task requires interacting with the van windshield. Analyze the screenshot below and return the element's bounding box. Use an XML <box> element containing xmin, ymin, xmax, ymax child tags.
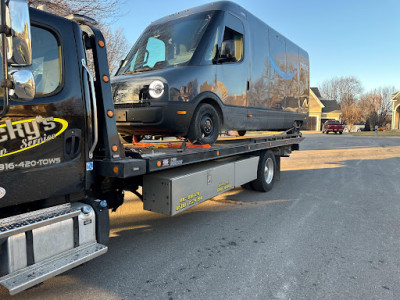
<box><xmin>118</xmin><ymin>11</ymin><xmax>214</xmax><ymax>75</ymax></box>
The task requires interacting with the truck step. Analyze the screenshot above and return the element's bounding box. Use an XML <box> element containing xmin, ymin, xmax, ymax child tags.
<box><xmin>0</xmin><ymin>242</ymin><xmax>107</xmax><ymax>295</ymax></box>
<box><xmin>0</xmin><ymin>203</ymin><xmax>81</xmax><ymax>239</ymax></box>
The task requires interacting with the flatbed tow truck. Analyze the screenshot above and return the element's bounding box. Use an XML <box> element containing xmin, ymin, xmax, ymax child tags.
<box><xmin>0</xmin><ymin>1</ymin><xmax>305</xmax><ymax>295</ymax></box>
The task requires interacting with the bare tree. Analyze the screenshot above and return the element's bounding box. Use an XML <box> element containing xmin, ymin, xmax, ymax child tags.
<box><xmin>28</xmin><ymin>0</ymin><xmax>130</xmax><ymax>75</ymax></box>
<box><xmin>320</xmin><ymin>76</ymin><xmax>364</xmax><ymax>131</ymax></box>
<box><xmin>28</xmin><ymin>0</ymin><xmax>121</xmax><ymax>21</ymax></box>
<box><xmin>359</xmin><ymin>86</ymin><xmax>396</xmax><ymax>130</ymax></box>
<box><xmin>320</xmin><ymin>76</ymin><xmax>363</xmax><ymax>103</ymax></box>
<box><xmin>340</xmin><ymin>94</ymin><xmax>362</xmax><ymax>130</ymax></box>
<box><xmin>100</xmin><ymin>27</ymin><xmax>129</xmax><ymax>75</ymax></box>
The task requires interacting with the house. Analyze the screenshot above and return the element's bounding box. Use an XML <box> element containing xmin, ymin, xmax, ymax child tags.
<box><xmin>391</xmin><ymin>91</ymin><xmax>400</xmax><ymax>130</ymax></box>
<box><xmin>307</xmin><ymin>87</ymin><xmax>342</xmax><ymax>131</ymax></box>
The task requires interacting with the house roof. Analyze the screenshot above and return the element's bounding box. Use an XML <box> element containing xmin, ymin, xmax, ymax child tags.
<box><xmin>310</xmin><ymin>88</ymin><xmax>325</xmax><ymax>108</ymax></box>
<box><xmin>390</xmin><ymin>91</ymin><xmax>400</xmax><ymax>101</ymax></box>
<box><xmin>311</xmin><ymin>87</ymin><xmax>322</xmax><ymax>98</ymax></box>
<box><xmin>321</xmin><ymin>100</ymin><xmax>341</xmax><ymax>112</ymax></box>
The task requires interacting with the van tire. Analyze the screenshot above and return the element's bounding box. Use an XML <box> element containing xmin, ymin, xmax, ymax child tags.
<box><xmin>250</xmin><ymin>150</ymin><xmax>276</xmax><ymax>192</ymax></box>
<box><xmin>237</xmin><ymin>130</ymin><xmax>246</xmax><ymax>136</ymax></box>
<box><xmin>188</xmin><ymin>104</ymin><xmax>220</xmax><ymax>145</ymax></box>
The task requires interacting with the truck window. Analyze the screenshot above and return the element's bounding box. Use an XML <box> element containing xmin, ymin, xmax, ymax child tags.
<box><xmin>27</xmin><ymin>26</ymin><xmax>62</xmax><ymax>96</ymax></box>
<box><xmin>220</xmin><ymin>27</ymin><xmax>243</xmax><ymax>63</ymax></box>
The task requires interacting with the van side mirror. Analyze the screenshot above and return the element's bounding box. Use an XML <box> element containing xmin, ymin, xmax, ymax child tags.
<box><xmin>7</xmin><ymin>0</ymin><xmax>33</xmax><ymax>66</ymax></box>
<box><xmin>216</xmin><ymin>40</ymin><xmax>236</xmax><ymax>64</ymax></box>
<box><xmin>211</xmin><ymin>44</ymin><xmax>219</xmax><ymax>64</ymax></box>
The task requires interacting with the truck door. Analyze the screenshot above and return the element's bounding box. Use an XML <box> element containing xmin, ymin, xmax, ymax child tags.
<box><xmin>216</xmin><ymin>12</ymin><xmax>248</xmax><ymax>129</ymax></box>
<box><xmin>0</xmin><ymin>11</ymin><xmax>87</xmax><ymax>209</ymax></box>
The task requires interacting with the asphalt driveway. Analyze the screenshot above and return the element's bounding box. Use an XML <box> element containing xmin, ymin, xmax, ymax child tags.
<box><xmin>2</xmin><ymin>133</ymin><xmax>400</xmax><ymax>299</ymax></box>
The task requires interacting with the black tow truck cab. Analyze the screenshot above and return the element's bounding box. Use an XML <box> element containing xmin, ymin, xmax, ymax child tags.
<box><xmin>0</xmin><ymin>2</ymin><xmax>304</xmax><ymax>295</ymax></box>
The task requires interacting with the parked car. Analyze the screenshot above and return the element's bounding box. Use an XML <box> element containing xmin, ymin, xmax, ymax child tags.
<box><xmin>322</xmin><ymin>120</ymin><xmax>344</xmax><ymax>134</ymax></box>
<box><xmin>112</xmin><ymin>1</ymin><xmax>309</xmax><ymax>144</ymax></box>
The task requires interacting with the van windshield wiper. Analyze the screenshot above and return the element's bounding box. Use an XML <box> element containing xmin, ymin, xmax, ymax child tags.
<box><xmin>122</xmin><ymin>66</ymin><xmax>152</xmax><ymax>75</ymax></box>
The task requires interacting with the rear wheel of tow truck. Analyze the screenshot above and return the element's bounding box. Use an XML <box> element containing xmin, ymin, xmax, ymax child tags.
<box><xmin>250</xmin><ymin>150</ymin><xmax>276</xmax><ymax>192</ymax></box>
<box><xmin>188</xmin><ymin>103</ymin><xmax>221</xmax><ymax>145</ymax></box>
<box><xmin>241</xmin><ymin>182</ymin><xmax>253</xmax><ymax>190</ymax></box>
<box><xmin>237</xmin><ymin>130</ymin><xmax>246</xmax><ymax>136</ymax></box>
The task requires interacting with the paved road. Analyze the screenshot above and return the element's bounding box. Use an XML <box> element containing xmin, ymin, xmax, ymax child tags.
<box><xmin>2</xmin><ymin>134</ymin><xmax>400</xmax><ymax>299</ymax></box>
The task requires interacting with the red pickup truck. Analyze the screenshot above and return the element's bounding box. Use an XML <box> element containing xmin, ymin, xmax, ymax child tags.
<box><xmin>322</xmin><ymin>120</ymin><xmax>344</xmax><ymax>134</ymax></box>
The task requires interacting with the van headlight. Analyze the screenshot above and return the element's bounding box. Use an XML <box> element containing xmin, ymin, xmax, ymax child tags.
<box><xmin>149</xmin><ymin>80</ymin><xmax>165</xmax><ymax>99</ymax></box>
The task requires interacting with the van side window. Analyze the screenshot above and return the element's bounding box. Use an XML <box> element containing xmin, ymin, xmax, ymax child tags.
<box><xmin>27</xmin><ymin>26</ymin><xmax>62</xmax><ymax>97</ymax></box>
<box><xmin>219</xmin><ymin>27</ymin><xmax>243</xmax><ymax>63</ymax></box>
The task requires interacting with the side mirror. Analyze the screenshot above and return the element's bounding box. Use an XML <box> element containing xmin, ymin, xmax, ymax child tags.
<box><xmin>7</xmin><ymin>0</ymin><xmax>32</xmax><ymax>66</ymax></box>
<box><xmin>9</xmin><ymin>69</ymin><xmax>35</xmax><ymax>101</ymax></box>
<box><xmin>217</xmin><ymin>40</ymin><xmax>236</xmax><ymax>64</ymax></box>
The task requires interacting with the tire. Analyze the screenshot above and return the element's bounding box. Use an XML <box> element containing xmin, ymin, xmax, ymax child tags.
<box><xmin>250</xmin><ymin>150</ymin><xmax>276</xmax><ymax>192</ymax></box>
<box><xmin>241</xmin><ymin>182</ymin><xmax>253</xmax><ymax>190</ymax></box>
<box><xmin>339</xmin><ymin>131</ymin><xmax>343</xmax><ymax>134</ymax></box>
<box><xmin>326</xmin><ymin>131</ymin><xmax>329</xmax><ymax>134</ymax></box>
<box><xmin>237</xmin><ymin>130</ymin><xmax>246</xmax><ymax>136</ymax></box>
<box><xmin>188</xmin><ymin>103</ymin><xmax>220</xmax><ymax>145</ymax></box>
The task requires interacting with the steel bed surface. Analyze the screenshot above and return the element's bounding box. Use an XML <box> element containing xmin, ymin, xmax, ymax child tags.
<box><xmin>123</xmin><ymin>134</ymin><xmax>304</xmax><ymax>173</ymax></box>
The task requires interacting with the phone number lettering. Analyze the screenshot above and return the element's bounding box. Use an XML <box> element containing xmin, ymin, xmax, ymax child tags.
<box><xmin>0</xmin><ymin>157</ymin><xmax>61</xmax><ymax>171</ymax></box>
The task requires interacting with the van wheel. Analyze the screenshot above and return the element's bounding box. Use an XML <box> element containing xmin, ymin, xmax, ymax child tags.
<box><xmin>188</xmin><ymin>104</ymin><xmax>220</xmax><ymax>145</ymax></box>
<box><xmin>237</xmin><ymin>130</ymin><xmax>246</xmax><ymax>136</ymax></box>
<box><xmin>250</xmin><ymin>150</ymin><xmax>276</xmax><ymax>192</ymax></box>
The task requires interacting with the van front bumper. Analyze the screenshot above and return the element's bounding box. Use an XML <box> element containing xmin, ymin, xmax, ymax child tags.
<box><xmin>114</xmin><ymin>102</ymin><xmax>195</xmax><ymax>137</ymax></box>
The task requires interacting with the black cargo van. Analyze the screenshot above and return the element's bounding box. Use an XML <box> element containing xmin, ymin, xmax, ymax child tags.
<box><xmin>112</xmin><ymin>1</ymin><xmax>309</xmax><ymax>144</ymax></box>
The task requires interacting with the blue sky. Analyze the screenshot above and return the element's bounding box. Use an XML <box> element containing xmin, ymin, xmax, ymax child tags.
<box><xmin>113</xmin><ymin>0</ymin><xmax>400</xmax><ymax>93</ymax></box>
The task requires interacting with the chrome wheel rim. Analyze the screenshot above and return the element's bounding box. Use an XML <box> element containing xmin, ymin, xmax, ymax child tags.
<box><xmin>264</xmin><ymin>157</ymin><xmax>274</xmax><ymax>184</ymax></box>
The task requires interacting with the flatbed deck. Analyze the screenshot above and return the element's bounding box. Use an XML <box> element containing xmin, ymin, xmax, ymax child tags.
<box><xmin>123</xmin><ymin>133</ymin><xmax>304</xmax><ymax>173</ymax></box>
